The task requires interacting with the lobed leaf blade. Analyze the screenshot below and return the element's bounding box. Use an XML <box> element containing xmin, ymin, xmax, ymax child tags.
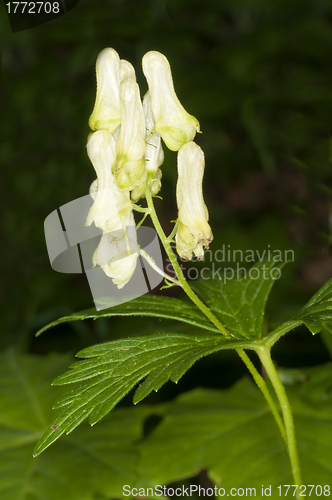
<box><xmin>34</xmin><ymin>333</ymin><xmax>255</xmax><ymax>455</ymax></box>
<box><xmin>192</xmin><ymin>260</ymin><xmax>285</xmax><ymax>339</ymax></box>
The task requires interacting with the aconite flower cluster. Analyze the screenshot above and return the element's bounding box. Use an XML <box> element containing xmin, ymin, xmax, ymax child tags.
<box><xmin>86</xmin><ymin>48</ymin><xmax>213</xmax><ymax>288</ymax></box>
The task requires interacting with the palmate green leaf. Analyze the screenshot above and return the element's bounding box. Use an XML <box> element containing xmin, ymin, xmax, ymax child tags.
<box><xmin>34</xmin><ymin>333</ymin><xmax>254</xmax><ymax>456</ymax></box>
<box><xmin>0</xmin><ymin>350</ymin><xmax>154</xmax><ymax>500</ymax></box>
<box><xmin>137</xmin><ymin>364</ymin><xmax>332</xmax><ymax>492</ymax></box>
<box><xmin>290</xmin><ymin>276</ymin><xmax>332</xmax><ymax>335</ymax></box>
<box><xmin>36</xmin><ymin>295</ymin><xmax>219</xmax><ymax>336</ymax></box>
<box><xmin>191</xmin><ymin>260</ymin><xmax>285</xmax><ymax>339</ymax></box>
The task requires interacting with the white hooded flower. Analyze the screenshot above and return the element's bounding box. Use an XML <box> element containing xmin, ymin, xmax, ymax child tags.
<box><xmin>142</xmin><ymin>51</ymin><xmax>200</xmax><ymax>152</ymax></box>
<box><xmin>89</xmin><ymin>49</ymin><xmax>137</xmax><ymax>134</ymax></box>
<box><xmin>113</xmin><ymin>77</ymin><xmax>147</xmax><ymax>199</ymax></box>
<box><xmin>92</xmin><ymin>216</ymin><xmax>139</xmax><ymax>289</ymax></box>
<box><xmin>85</xmin><ymin>130</ymin><xmax>132</xmax><ymax>232</ymax></box>
<box><xmin>175</xmin><ymin>142</ymin><xmax>213</xmax><ymax>260</ymax></box>
<box><xmin>89</xmin><ymin>48</ymin><xmax>122</xmax><ymax>134</ymax></box>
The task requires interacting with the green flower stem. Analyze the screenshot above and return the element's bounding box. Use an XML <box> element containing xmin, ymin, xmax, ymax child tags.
<box><xmin>144</xmin><ymin>182</ymin><xmax>287</xmax><ymax>446</ymax></box>
<box><xmin>144</xmin><ymin>182</ymin><xmax>230</xmax><ymax>338</ymax></box>
<box><xmin>237</xmin><ymin>348</ymin><xmax>287</xmax><ymax>443</ymax></box>
<box><xmin>133</xmin><ymin>204</ymin><xmax>150</xmax><ymax>213</ymax></box>
<box><xmin>259</xmin><ymin>345</ymin><xmax>302</xmax><ymax>493</ymax></box>
<box><xmin>140</xmin><ymin>249</ymin><xmax>181</xmax><ymax>286</ymax></box>
<box><xmin>167</xmin><ymin>221</ymin><xmax>179</xmax><ymax>242</ymax></box>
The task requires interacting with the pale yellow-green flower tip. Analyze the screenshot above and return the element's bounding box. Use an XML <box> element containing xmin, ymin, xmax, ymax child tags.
<box><xmin>89</xmin><ymin>48</ymin><xmax>122</xmax><ymax>134</ymax></box>
<box><xmin>142</xmin><ymin>51</ymin><xmax>200</xmax><ymax>152</ymax></box>
<box><xmin>175</xmin><ymin>142</ymin><xmax>213</xmax><ymax>260</ymax></box>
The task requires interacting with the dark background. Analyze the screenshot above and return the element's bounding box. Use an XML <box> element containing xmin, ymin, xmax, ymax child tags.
<box><xmin>1</xmin><ymin>0</ymin><xmax>332</xmax><ymax>394</ymax></box>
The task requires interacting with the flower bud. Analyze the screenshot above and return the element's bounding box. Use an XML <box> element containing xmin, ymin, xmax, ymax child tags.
<box><xmin>175</xmin><ymin>142</ymin><xmax>213</xmax><ymax>260</ymax></box>
<box><xmin>113</xmin><ymin>77</ymin><xmax>147</xmax><ymax>194</ymax></box>
<box><xmin>93</xmin><ymin>220</ymin><xmax>139</xmax><ymax>289</ymax></box>
<box><xmin>89</xmin><ymin>48</ymin><xmax>122</xmax><ymax>134</ymax></box>
<box><xmin>150</xmin><ymin>168</ymin><xmax>162</xmax><ymax>196</ymax></box>
<box><xmin>130</xmin><ymin>179</ymin><xmax>147</xmax><ymax>203</ymax></box>
<box><xmin>85</xmin><ymin>130</ymin><xmax>132</xmax><ymax>232</ymax></box>
<box><xmin>142</xmin><ymin>51</ymin><xmax>200</xmax><ymax>151</ymax></box>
